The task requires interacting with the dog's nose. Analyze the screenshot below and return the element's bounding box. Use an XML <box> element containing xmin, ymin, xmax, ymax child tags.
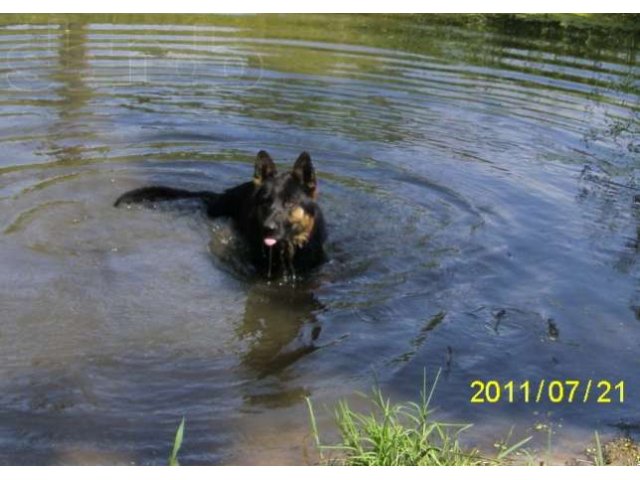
<box><xmin>264</xmin><ymin>221</ymin><xmax>277</xmax><ymax>234</ymax></box>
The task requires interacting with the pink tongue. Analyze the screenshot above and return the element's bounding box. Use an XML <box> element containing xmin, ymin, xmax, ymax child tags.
<box><xmin>264</xmin><ymin>237</ymin><xmax>277</xmax><ymax>247</ymax></box>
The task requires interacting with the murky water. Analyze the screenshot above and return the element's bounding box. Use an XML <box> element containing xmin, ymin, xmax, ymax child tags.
<box><xmin>0</xmin><ymin>14</ymin><xmax>639</xmax><ymax>465</ymax></box>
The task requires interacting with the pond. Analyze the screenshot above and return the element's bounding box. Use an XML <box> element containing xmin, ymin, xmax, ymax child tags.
<box><xmin>0</xmin><ymin>14</ymin><xmax>639</xmax><ymax>465</ymax></box>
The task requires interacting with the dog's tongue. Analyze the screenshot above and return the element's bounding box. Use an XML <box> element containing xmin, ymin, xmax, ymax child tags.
<box><xmin>264</xmin><ymin>237</ymin><xmax>277</xmax><ymax>247</ymax></box>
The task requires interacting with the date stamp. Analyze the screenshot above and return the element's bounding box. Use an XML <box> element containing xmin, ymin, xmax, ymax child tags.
<box><xmin>470</xmin><ymin>379</ymin><xmax>625</xmax><ymax>404</ymax></box>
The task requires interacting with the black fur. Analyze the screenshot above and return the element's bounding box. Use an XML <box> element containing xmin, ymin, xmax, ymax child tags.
<box><xmin>113</xmin><ymin>186</ymin><xmax>220</xmax><ymax>206</ymax></box>
<box><xmin>114</xmin><ymin>151</ymin><xmax>327</xmax><ymax>278</ymax></box>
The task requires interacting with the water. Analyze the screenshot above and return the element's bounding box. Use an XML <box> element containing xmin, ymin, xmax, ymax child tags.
<box><xmin>0</xmin><ymin>14</ymin><xmax>639</xmax><ymax>465</ymax></box>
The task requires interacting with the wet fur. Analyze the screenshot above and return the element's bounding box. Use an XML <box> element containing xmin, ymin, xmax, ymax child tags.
<box><xmin>114</xmin><ymin>151</ymin><xmax>327</xmax><ymax>278</ymax></box>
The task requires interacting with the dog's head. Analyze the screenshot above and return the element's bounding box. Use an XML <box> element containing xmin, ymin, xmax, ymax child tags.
<box><xmin>251</xmin><ymin>150</ymin><xmax>320</xmax><ymax>251</ymax></box>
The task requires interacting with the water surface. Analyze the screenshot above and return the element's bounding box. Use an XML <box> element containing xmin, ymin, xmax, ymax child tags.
<box><xmin>0</xmin><ymin>14</ymin><xmax>639</xmax><ymax>464</ymax></box>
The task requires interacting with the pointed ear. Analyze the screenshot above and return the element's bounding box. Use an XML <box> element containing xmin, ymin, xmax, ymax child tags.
<box><xmin>292</xmin><ymin>151</ymin><xmax>317</xmax><ymax>196</ymax></box>
<box><xmin>253</xmin><ymin>150</ymin><xmax>277</xmax><ymax>185</ymax></box>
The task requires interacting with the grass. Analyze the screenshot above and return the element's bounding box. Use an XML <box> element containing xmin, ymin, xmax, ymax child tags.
<box><xmin>168</xmin><ymin>417</ymin><xmax>185</xmax><ymax>466</ymax></box>
<box><xmin>306</xmin><ymin>375</ymin><xmax>640</xmax><ymax>466</ymax></box>
<box><xmin>588</xmin><ymin>431</ymin><xmax>640</xmax><ymax>466</ymax></box>
<box><xmin>593</xmin><ymin>431</ymin><xmax>605</xmax><ymax>466</ymax></box>
<box><xmin>306</xmin><ymin>370</ymin><xmax>531</xmax><ymax>466</ymax></box>
<box><xmin>162</xmin><ymin>387</ymin><xmax>639</xmax><ymax>466</ymax></box>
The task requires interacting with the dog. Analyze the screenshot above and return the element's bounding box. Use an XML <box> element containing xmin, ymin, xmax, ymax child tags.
<box><xmin>114</xmin><ymin>151</ymin><xmax>327</xmax><ymax>279</ymax></box>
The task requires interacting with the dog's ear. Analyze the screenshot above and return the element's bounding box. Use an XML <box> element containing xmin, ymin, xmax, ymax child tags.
<box><xmin>253</xmin><ymin>150</ymin><xmax>277</xmax><ymax>185</ymax></box>
<box><xmin>292</xmin><ymin>151</ymin><xmax>317</xmax><ymax>196</ymax></box>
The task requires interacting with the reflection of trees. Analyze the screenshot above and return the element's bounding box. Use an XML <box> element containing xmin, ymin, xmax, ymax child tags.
<box><xmin>602</xmin><ymin>72</ymin><xmax>639</xmax><ymax>154</ymax></box>
<box><xmin>576</xmin><ymin>162</ymin><xmax>640</xmax><ymax>324</ymax></box>
<box><xmin>482</xmin><ymin>15</ymin><xmax>639</xmax><ymax>55</ymax></box>
<box><xmin>44</xmin><ymin>21</ymin><xmax>94</xmax><ymax>165</ymax></box>
<box><xmin>241</xmin><ymin>46</ymin><xmax>411</xmax><ymax>143</ymax></box>
<box><xmin>56</xmin><ymin>23</ymin><xmax>89</xmax><ymax>119</ymax></box>
<box><xmin>567</xmin><ymin>17</ymin><xmax>639</xmax><ymax>307</ymax></box>
<box><xmin>12</xmin><ymin>14</ymin><xmax>634</xmax><ymax>151</ymax></box>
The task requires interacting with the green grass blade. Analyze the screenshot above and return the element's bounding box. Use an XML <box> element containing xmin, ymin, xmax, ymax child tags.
<box><xmin>424</xmin><ymin>367</ymin><xmax>442</xmax><ymax>411</ymax></box>
<box><xmin>168</xmin><ymin>417</ymin><xmax>185</xmax><ymax>466</ymax></box>
<box><xmin>306</xmin><ymin>397</ymin><xmax>321</xmax><ymax>449</ymax></box>
<box><xmin>594</xmin><ymin>431</ymin><xmax>605</xmax><ymax>466</ymax></box>
<box><xmin>496</xmin><ymin>435</ymin><xmax>532</xmax><ymax>460</ymax></box>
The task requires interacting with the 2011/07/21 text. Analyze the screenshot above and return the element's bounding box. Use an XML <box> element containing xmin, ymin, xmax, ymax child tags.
<box><xmin>470</xmin><ymin>380</ymin><xmax>624</xmax><ymax>404</ymax></box>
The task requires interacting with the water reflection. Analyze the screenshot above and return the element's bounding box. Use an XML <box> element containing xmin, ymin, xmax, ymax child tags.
<box><xmin>44</xmin><ymin>22</ymin><xmax>94</xmax><ymax>165</ymax></box>
<box><xmin>239</xmin><ymin>284</ymin><xmax>322</xmax><ymax>378</ymax></box>
<box><xmin>236</xmin><ymin>283</ymin><xmax>324</xmax><ymax>409</ymax></box>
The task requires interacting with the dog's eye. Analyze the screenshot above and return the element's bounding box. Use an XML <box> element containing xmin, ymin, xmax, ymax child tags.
<box><xmin>258</xmin><ymin>194</ymin><xmax>271</xmax><ymax>205</ymax></box>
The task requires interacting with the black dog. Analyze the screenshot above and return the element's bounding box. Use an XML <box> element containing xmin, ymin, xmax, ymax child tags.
<box><xmin>115</xmin><ymin>151</ymin><xmax>327</xmax><ymax>279</ymax></box>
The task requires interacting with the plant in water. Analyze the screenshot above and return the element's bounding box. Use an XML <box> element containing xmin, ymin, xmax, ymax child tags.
<box><xmin>593</xmin><ymin>431</ymin><xmax>605</xmax><ymax>466</ymax></box>
<box><xmin>306</xmin><ymin>369</ymin><xmax>531</xmax><ymax>466</ymax></box>
<box><xmin>168</xmin><ymin>417</ymin><xmax>185</xmax><ymax>466</ymax></box>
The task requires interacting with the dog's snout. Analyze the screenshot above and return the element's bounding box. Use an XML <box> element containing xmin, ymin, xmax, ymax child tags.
<box><xmin>263</xmin><ymin>220</ymin><xmax>277</xmax><ymax>234</ymax></box>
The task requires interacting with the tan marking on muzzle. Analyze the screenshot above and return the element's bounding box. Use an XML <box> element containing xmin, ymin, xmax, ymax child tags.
<box><xmin>289</xmin><ymin>206</ymin><xmax>315</xmax><ymax>247</ymax></box>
